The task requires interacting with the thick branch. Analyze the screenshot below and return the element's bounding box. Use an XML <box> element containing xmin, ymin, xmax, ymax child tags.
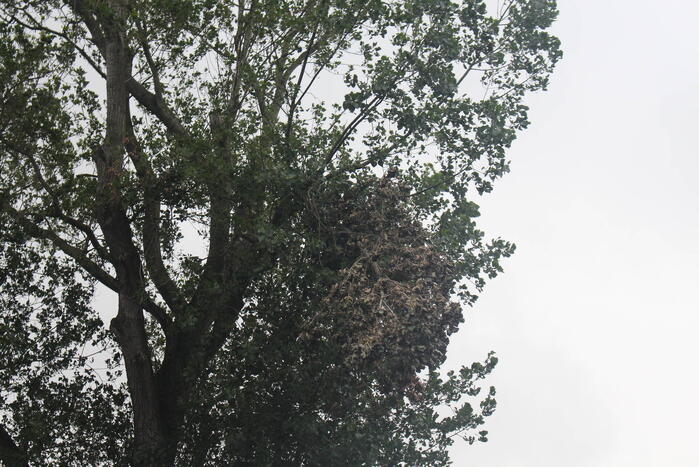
<box><xmin>0</xmin><ymin>424</ymin><xmax>28</xmax><ymax>467</ymax></box>
<box><xmin>65</xmin><ymin>0</ymin><xmax>106</xmax><ymax>56</ymax></box>
<box><xmin>66</xmin><ymin>0</ymin><xmax>190</xmax><ymax>139</ymax></box>
<box><xmin>126</xmin><ymin>78</ymin><xmax>190</xmax><ymax>138</ymax></box>
<box><xmin>125</xmin><ymin>121</ymin><xmax>186</xmax><ymax>316</ymax></box>
<box><xmin>190</xmin><ymin>113</ymin><xmax>234</xmax><ymax>308</ymax></box>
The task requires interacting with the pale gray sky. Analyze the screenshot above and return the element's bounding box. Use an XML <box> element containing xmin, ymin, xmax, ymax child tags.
<box><xmin>450</xmin><ymin>1</ymin><xmax>699</xmax><ymax>465</ymax></box>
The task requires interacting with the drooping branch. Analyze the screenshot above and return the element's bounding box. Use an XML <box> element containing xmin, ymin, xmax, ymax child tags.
<box><xmin>0</xmin><ymin>136</ymin><xmax>113</xmax><ymax>263</ymax></box>
<box><xmin>3</xmin><ymin>203</ymin><xmax>171</xmax><ymax>327</ymax></box>
<box><xmin>5</xmin><ymin>11</ymin><xmax>106</xmax><ymax>79</ymax></box>
<box><xmin>7</xmin><ymin>205</ymin><xmax>118</xmax><ymax>290</ymax></box>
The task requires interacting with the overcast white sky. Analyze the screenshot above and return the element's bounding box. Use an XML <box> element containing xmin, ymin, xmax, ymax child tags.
<box><xmin>449</xmin><ymin>1</ymin><xmax>699</xmax><ymax>465</ymax></box>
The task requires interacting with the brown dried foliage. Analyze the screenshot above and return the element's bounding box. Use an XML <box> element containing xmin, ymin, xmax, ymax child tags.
<box><xmin>305</xmin><ymin>179</ymin><xmax>463</xmax><ymax>389</ymax></box>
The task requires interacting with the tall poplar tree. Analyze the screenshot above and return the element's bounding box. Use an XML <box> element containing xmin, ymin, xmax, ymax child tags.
<box><xmin>0</xmin><ymin>0</ymin><xmax>560</xmax><ymax>464</ymax></box>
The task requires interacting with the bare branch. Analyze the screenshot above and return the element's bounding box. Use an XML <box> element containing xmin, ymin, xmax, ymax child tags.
<box><xmin>284</xmin><ymin>17</ymin><xmax>320</xmax><ymax>144</ymax></box>
<box><xmin>323</xmin><ymin>95</ymin><xmax>384</xmax><ymax>168</ymax></box>
<box><xmin>134</xmin><ymin>19</ymin><xmax>164</xmax><ymax>98</ymax></box>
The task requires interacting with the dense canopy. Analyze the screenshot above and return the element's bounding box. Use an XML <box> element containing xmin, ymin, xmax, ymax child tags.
<box><xmin>0</xmin><ymin>0</ymin><xmax>560</xmax><ymax>464</ymax></box>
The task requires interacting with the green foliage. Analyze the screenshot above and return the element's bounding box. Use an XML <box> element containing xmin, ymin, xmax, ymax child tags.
<box><xmin>0</xmin><ymin>0</ymin><xmax>560</xmax><ymax>464</ymax></box>
<box><xmin>0</xmin><ymin>241</ymin><xmax>131</xmax><ymax>464</ymax></box>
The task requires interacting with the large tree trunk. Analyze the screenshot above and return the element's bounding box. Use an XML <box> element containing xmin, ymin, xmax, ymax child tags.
<box><xmin>96</xmin><ymin>171</ymin><xmax>173</xmax><ymax>464</ymax></box>
<box><xmin>111</xmin><ymin>295</ymin><xmax>172</xmax><ymax>466</ymax></box>
<box><xmin>0</xmin><ymin>424</ymin><xmax>29</xmax><ymax>467</ymax></box>
<box><xmin>97</xmin><ymin>2</ymin><xmax>177</xmax><ymax>463</ymax></box>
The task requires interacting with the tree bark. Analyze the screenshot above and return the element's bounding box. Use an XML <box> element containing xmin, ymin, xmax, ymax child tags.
<box><xmin>111</xmin><ymin>295</ymin><xmax>172</xmax><ymax>465</ymax></box>
<box><xmin>96</xmin><ymin>2</ymin><xmax>173</xmax><ymax>463</ymax></box>
<box><xmin>0</xmin><ymin>424</ymin><xmax>28</xmax><ymax>467</ymax></box>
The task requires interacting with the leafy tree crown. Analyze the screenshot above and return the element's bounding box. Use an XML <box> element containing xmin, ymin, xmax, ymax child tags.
<box><xmin>0</xmin><ymin>0</ymin><xmax>560</xmax><ymax>464</ymax></box>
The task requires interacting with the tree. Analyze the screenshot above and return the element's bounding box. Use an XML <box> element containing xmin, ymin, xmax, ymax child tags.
<box><xmin>0</xmin><ymin>0</ymin><xmax>560</xmax><ymax>464</ymax></box>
